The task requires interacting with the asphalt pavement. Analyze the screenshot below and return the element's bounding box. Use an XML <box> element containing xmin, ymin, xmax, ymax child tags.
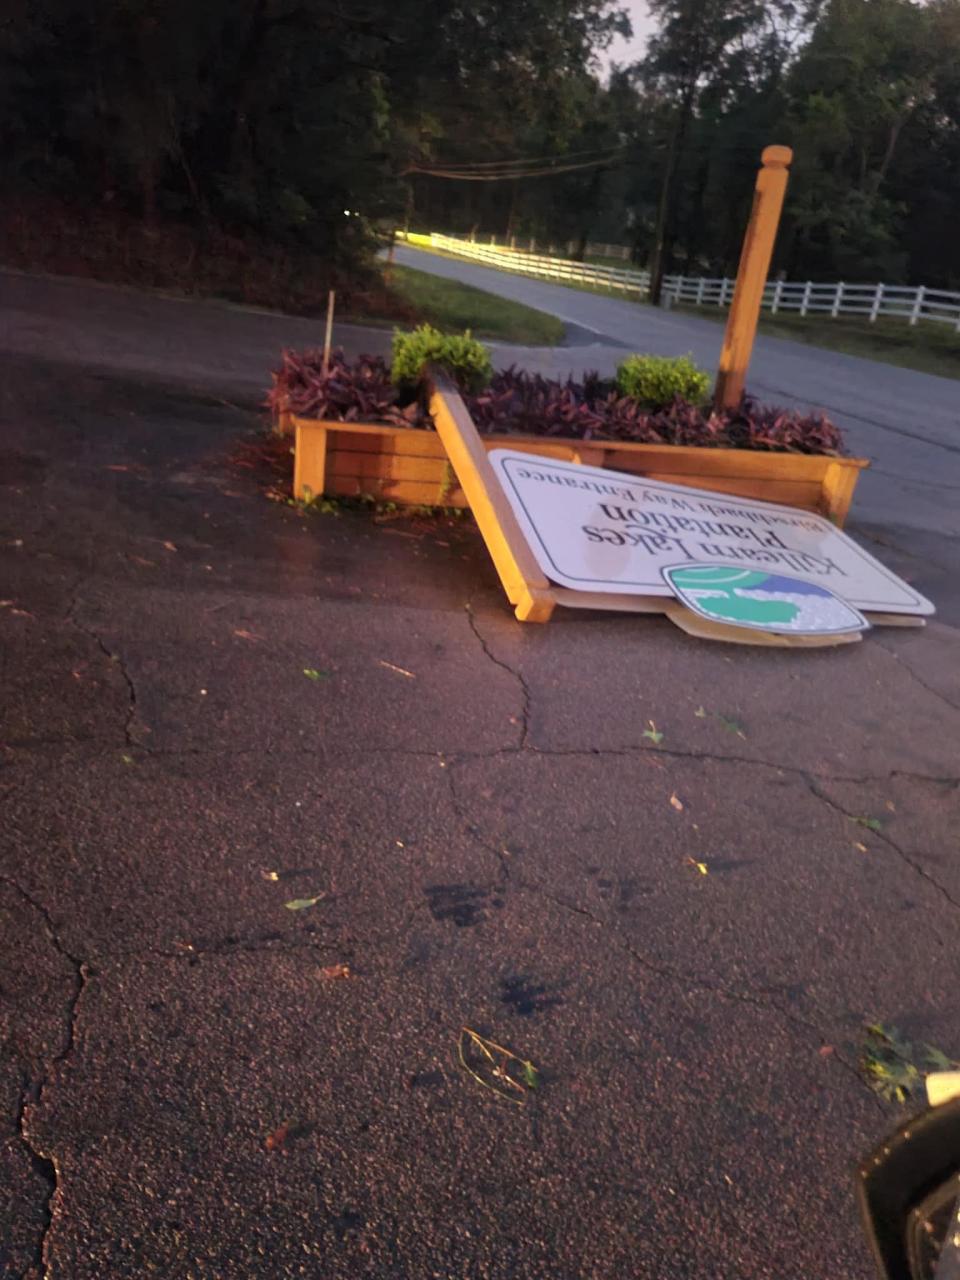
<box><xmin>2</xmin><ymin>269</ymin><xmax>960</xmax><ymax>1279</ymax></box>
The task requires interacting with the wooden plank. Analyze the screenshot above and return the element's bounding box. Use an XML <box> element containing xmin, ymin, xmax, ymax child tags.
<box><xmin>325</xmin><ymin>474</ymin><xmax>467</xmax><ymax>507</ymax></box>
<box><xmin>599</xmin><ymin>445</ymin><xmax>840</xmax><ymax>480</ymax></box>
<box><xmin>293</xmin><ymin>422</ymin><xmax>328</xmax><ymax>501</ymax></box>
<box><xmin>427</xmin><ymin>372</ymin><xmax>555</xmax><ymax>622</ymax></box>
<box><xmin>328</xmin><ymin>431</ymin><xmax>448</xmax><ymax>460</ymax></box>
<box><xmin>862</xmin><ymin>612</ymin><xmax>926</xmax><ymax>629</ymax></box>
<box><xmin>551</xmin><ymin>588</ymin><xmax>667</xmax><ymax>614</ymax></box>
<box><xmin>641</xmin><ymin>473</ymin><xmax>823</xmax><ymax>509</ymax></box>
<box><xmin>292</xmin><ymin>416</ymin><xmax>404</xmax><ymax>440</ymax></box>
<box><xmin>665</xmin><ymin>603</ymin><xmax>863</xmax><ymax>647</ymax></box>
<box><xmin>822</xmin><ymin>459</ymin><xmax>861</xmax><ymax>526</ymax></box>
<box><xmin>327</xmin><ymin>451</ymin><xmax>452</xmax><ymax>483</ymax></box>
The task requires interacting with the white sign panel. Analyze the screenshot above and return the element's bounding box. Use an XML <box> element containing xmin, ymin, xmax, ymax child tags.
<box><xmin>490</xmin><ymin>449</ymin><xmax>934</xmax><ymax>616</ymax></box>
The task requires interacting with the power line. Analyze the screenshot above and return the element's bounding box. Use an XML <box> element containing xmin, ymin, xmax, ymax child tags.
<box><xmin>406</xmin><ymin>152</ymin><xmax>630</xmax><ymax>181</ymax></box>
<box><xmin>418</xmin><ymin>144</ymin><xmax>631</xmax><ymax>172</ymax></box>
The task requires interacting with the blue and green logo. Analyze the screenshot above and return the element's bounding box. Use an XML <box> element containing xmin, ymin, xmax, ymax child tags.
<box><xmin>663</xmin><ymin>564</ymin><xmax>868</xmax><ymax>635</ymax></box>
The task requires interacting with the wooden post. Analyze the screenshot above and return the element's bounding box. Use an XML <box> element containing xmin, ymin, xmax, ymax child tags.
<box><xmin>714</xmin><ymin>145</ymin><xmax>793</xmax><ymax>410</ymax></box>
<box><xmin>831</xmin><ymin>281</ymin><xmax>844</xmax><ymax>318</ymax></box>
<box><xmin>426</xmin><ymin>369</ymin><xmax>555</xmax><ymax>623</ymax></box>
<box><xmin>321</xmin><ymin>290</ymin><xmax>335</xmax><ymax>378</ymax></box>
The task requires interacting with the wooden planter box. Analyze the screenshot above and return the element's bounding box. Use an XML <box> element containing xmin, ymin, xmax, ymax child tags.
<box><xmin>291</xmin><ymin>416</ymin><xmax>868</xmax><ymax>526</ymax></box>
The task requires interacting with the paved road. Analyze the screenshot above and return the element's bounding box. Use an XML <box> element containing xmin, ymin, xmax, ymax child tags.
<box><xmin>2</xmin><ymin>271</ymin><xmax>960</xmax><ymax>1278</ymax></box>
<box><xmin>397</xmin><ymin>245</ymin><xmax>960</xmax><ymax>613</ymax></box>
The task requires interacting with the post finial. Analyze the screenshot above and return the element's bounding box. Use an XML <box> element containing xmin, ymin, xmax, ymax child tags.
<box><xmin>762</xmin><ymin>145</ymin><xmax>793</xmax><ymax>168</ymax></box>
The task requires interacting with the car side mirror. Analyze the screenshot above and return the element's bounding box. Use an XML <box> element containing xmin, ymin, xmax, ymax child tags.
<box><xmin>858</xmin><ymin>1094</ymin><xmax>960</xmax><ymax>1279</ymax></box>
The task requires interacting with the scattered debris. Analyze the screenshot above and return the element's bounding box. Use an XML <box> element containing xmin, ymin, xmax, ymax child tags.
<box><xmin>819</xmin><ymin>1045</ymin><xmax>835</xmax><ymax>1057</ymax></box>
<box><xmin>302</xmin><ymin>668</ymin><xmax>331</xmax><ymax>681</ymax></box>
<box><xmin>128</xmin><ymin>555</ymin><xmax>156</xmax><ymax>568</ymax></box>
<box><xmin>684</xmin><ymin>857</ymin><xmax>709</xmax><ymax>876</ymax></box>
<box><xmin>265</xmin><ymin>1123</ymin><xmax>290</xmax><ymax>1152</ymax></box>
<box><xmin>261</xmin><ymin>869</ymin><xmax>280</xmax><ymax>882</ymax></box>
<box><xmin>669</xmin><ymin>793</ymin><xmax>684</xmax><ymax>812</ymax></box>
<box><xmin>854</xmin><ymin>841</ymin><xmax>869</xmax><ymax>854</ymax></box>
<box><xmin>642</xmin><ymin>720</ymin><xmax>664</xmax><ymax>745</ymax></box>
<box><xmin>378</xmin><ymin>660</ymin><xmax>416</xmax><ymax>679</ymax></box>
<box><xmin>284</xmin><ymin>894</ymin><xmax>326</xmax><ymax>911</ymax></box>
<box><xmin>121</xmin><ymin>754</ymin><xmax>134</xmax><ymax>766</ymax></box>
<box><xmin>320</xmin><ymin>963</ymin><xmax>351</xmax><ymax>980</ymax></box>
<box><xmin>861</xmin><ymin>1023</ymin><xmax>959</xmax><ymax>1105</ymax></box>
<box><xmin>718</xmin><ymin>715</ymin><xmax>746</xmax><ymax>738</ymax></box>
<box><xmin>162</xmin><ymin>541</ymin><xmax>177</xmax><ymax>552</ymax></box>
<box><xmin>694</xmin><ymin>706</ymin><xmax>707</xmax><ymax>718</ymax></box>
<box><xmin>233</xmin><ymin>629</ymin><xmax>263</xmax><ymax>642</ymax></box>
<box><xmin>458</xmin><ymin>1027</ymin><xmax>540</xmax><ymax>1104</ymax></box>
<box><xmin>854</xmin><ymin>816</ymin><xmax>883</xmax><ymax>833</ymax></box>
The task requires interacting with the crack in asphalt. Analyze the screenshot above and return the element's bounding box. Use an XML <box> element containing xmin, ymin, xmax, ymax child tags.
<box><xmin>5</xmin><ymin>735</ymin><xmax>959</xmax><ymax>795</ymax></box>
<box><xmin>1</xmin><ymin>876</ymin><xmax>87</xmax><ymax>1280</ymax></box>
<box><xmin>526</xmin><ymin>883</ymin><xmax>888</xmax><ymax>1116</ymax></box>
<box><xmin>873</xmin><ymin>638</ymin><xmax>960</xmax><ymax>714</ymax></box>
<box><xmin>65</xmin><ymin>591</ymin><xmax>139</xmax><ymax>745</ymax></box>
<box><xmin>444</xmin><ymin>760</ymin><xmax>512</xmax><ymax>888</ymax></box>
<box><xmin>465</xmin><ymin>605</ymin><xmax>530</xmax><ymax>748</ymax></box>
<box><xmin>807</xmin><ymin>780</ymin><xmax>960</xmax><ymax>917</ymax></box>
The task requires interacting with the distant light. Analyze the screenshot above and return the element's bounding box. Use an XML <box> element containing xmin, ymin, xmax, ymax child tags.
<box><xmin>343</xmin><ymin>209</ymin><xmax>351</xmax><ymax>216</ymax></box>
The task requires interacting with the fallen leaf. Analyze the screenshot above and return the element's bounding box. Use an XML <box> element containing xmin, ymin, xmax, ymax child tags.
<box><xmin>10</xmin><ymin>608</ymin><xmax>34</xmax><ymax>619</ymax></box>
<box><xmin>284</xmin><ymin>894</ymin><xmax>326</xmax><ymax>911</ymax></box>
<box><xmin>854</xmin><ymin>841</ymin><xmax>868</xmax><ymax>853</ymax></box>
<box><xmin>854</xmin><ymin>816</ymin><xmax>883</xmax><ymax>833</ymax></box>
<box><xmin>642</xmin><ymin>720</ymin><xmax>664</xmax><ymax>745</ymax></box>
<box><xmin>302</xmin><ymin>668</ymin><xmax>331</xmax><ymax>682</ymax></box>
<box><xmin>885</xmin><ymin>800</ymin><xmax>897</xmax><ymax>813</ymax></box>
<box><xmin>819</xmin><ymin>1045</ymin><xmax>835</xmax><ymax>1057</ymax></box>
<box><xmin>261</xmin><ymin>869</ymin><xmax>280</xmax><ymax>882</ymax></box>
<box><xmin>320</xmin><ymin>963</ymin><xmax>351</xmax><ymax>980</ymax></box>
<box><xmin>669</xmin><ymin>793</ymin><xmax>684</xmax><ymax>812</ymax></box>
<box><xmin>121</xmin><ymin>754</ymin><xmax>135</xmax><ymax>766</ymax></box>
<box><xmin>378</xmin><ymin>660</ymin><xmax>416</xmax><ymax>679</ymax></box>
<box><xmin>162</xmin><ymin>541</ymin><xmax>177</xmax><ymax>552</ymax></box>
<box><xmin>265</xmin><ymin>1123</ymin><xmax>289</xmax><ymax>1152</ymax></box>
<box><xmin>684</xmin><ymin>857</ymin><xmax>709</xmax><ymax>876</ymax></box>
<box><xmin>233</xmin><ymin>629</ymin><xmax>263</xmax><ymax>642</ymax></box>
<box><xmin>458</xmin><ymin>1027</ymin><xmax>539</xmax><ymax>1105</ymax></box>
<box><xmin>694</xmin><ymin>706</ymin><xmax>707</xmax><ymax>718</ymax></box>
<box><xmin>718</xmin><ymin>715</ymin><xmax>746</xmax><ymax>738</ymax></box>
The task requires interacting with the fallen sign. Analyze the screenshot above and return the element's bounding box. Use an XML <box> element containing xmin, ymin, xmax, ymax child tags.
<box><xmin>426</xmin><ymin>373</ymin><xmax>934</xmax><ymax>641</ymax></box>
<box><xmin>490</xmin><ymin>449</ymin><xmax>933</xmax><ymax>617</ymax></box>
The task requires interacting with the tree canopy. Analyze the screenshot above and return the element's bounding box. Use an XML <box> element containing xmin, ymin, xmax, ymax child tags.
<box><xmin>2</xmin><ymin>0</ymin><xmax>958</xmax><ymax>287</ymax></box>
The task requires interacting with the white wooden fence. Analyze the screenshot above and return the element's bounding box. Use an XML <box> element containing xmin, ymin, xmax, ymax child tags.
<box><xmin>406</xmin><ymin>232</ymin><xmax>960</xmax><ymax>331</ymax></box>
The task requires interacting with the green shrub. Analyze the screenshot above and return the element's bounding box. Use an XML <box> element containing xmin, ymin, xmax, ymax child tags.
<box><xmin>615</xmin><ymin>353</ymin><xmax>711</xmax><ymax>409</ymax></box>
<box><xmin>391</xmin><ymin>324</ymin><xmax>492</xmax><ymax>393</ymax></box>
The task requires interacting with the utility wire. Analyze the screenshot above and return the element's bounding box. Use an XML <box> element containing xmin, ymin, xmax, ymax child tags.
<box><xmin>406</xmin><ymin>154</ymin><xmax>628</xmax><ymax>181</ymax></box>
<box><xmin>419</xmin><ymin>144</ymin><xmax>631</xmax><ymax>171</ymax></box>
